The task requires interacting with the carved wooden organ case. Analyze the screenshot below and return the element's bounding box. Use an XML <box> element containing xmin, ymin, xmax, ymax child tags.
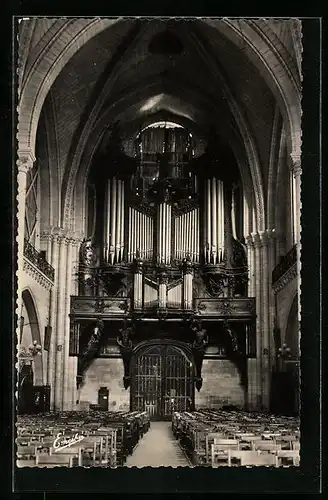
<box><xmin>70</xmin><ymin>123</ymin><xmax>256</xmax><ymax>391</ymax></box>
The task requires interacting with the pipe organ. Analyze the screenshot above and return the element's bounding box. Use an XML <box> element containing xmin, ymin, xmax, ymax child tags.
<box><xmin>103</xmin><ymin>177</ymin><xmax>125</xmax><ymax>265</ymax></box>
<box><xmin>204</xmin><ymin>178</ymin><xmax>225</xmax><ymax>265</ymax></box>
<box><xmin>72</xmin><ymin>123</ymin><xmax>257</xmax><ymax>405</ymax></box>
<box><xmin>80</xmin><ymin>123</ymin><xmax>248</xmax><ymax>310</ymax></box>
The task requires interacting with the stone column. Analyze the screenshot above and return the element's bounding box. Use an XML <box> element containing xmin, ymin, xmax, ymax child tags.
<box><xmin>252</xmin><ymin>232</ymin><xmax>263</xmax><ymax>409</ymax></box>
<box><xmin>54</xmin><ymin>233</ymin><xmax>69</xmax><ymax>410</ymax></box>
<box><xmin>68</xmin><ymin>237</ymin><xmax>82</xmax><ymax>410</ymax></box>
<box><xmin>47</xmin><ymin>230</ymin><xmax>59</xmax><ymax>408</ymax></box>
<box><xmin>245</xmin><ymin>235</ymin><xmax>255</xmax><ymax>296</ymax></box>
<box><xmin>62</xmin><ymin>237</ymin><xmax>74</xmax><ymax>410</ymax></box>
<box><xmin>290</xmin><ymin>154</ymin><xmax>301</xmax><ymax>355</ymax></box>
<box><xmin>16</xmin><ymin>151</ymin><xmax>35</xmax><ymax>317</ymax></box>
<box><xmin>259</xmin><ymin>230</ymin><xmax>270</xmax><ymax>409</ymax></box>
<box><xmin>267</xmin><ymin>229</ymin><xmax>277</xmax><ymax>385</ymax></box>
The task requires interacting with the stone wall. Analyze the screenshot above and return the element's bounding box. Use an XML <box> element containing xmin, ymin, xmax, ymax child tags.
<box><xmin>276</xmin><ymin>275</ymin><xmax>297</xmax><ymax>342</ymax></box>
<box><xmin>78</xmin><ymin>358</ymin><xmax>130</xmax><ymax>411</ymax></box>
<box><xmin>195</xmin><ymin>359</ymin><xmax>245</xmax><ymax>409</ymax></box>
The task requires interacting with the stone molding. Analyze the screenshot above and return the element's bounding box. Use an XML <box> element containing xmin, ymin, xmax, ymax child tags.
<box><xmin>23</xmin><ymin>255</ymin><xmax>54</xmax><ymax>290</ymax></box>
<box><xmin>17</xmin><ymin>150</ymin><xmax>36</xmax><ymax>173</ymax></box>
<box><xmin>272</xmin><ymin>262</ymin><xmax>297</xmax><ymax>294</ymax></box>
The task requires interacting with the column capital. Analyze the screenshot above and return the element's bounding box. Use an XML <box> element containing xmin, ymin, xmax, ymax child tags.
<box><xmin>17</xmin><ymin>150</ymin><xmax>36</xmax><ymax>173</ymax></box>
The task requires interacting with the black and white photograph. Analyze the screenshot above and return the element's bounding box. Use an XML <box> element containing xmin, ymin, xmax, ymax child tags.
<box><xmin>15</xmin><ymin>17</ymin><xmax>304</xmax><ymax>470</ymax></box>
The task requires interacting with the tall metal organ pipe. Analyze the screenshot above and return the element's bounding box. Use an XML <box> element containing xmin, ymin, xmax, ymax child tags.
<box><xmin>173</xmin><ymin>208</ymin><xmax>199</xmax><ymax>262</ymax></box>
<box><xmin>103</xmin><ymin>177</ymin><xmax>125</xmax><ymax>264</ymax></box>
<box><xmin>156</xmin><ymin>203</ymin><xmax>171</xmax><ymax>264</ymax></box>
<box><xmin>128</xmin><ymin>207</ymin><xmax>154</xmax><ymax>262</ymax></box>
<box><xmin>203</xmin><ymin>177</ymin><xmax>225</xmax><ymax>264</ymax></box>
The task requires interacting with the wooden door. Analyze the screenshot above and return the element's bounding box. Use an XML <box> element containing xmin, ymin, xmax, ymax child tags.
<box><xmin>131</xmin><ymin>344</ymin><xmax>194</xmax><ymax>420</ymax></box>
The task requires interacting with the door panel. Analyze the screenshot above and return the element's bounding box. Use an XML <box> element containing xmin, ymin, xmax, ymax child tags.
<box><xmin>131</xmin><ymin>344</ymin><xmax>194</xmax><ymax>419</ymax></box>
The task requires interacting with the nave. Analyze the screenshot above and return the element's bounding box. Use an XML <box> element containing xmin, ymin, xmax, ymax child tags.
<box><xmin>16</xmin><ymin>407</ymin><xmax>300</xmax><ymax>468</ymax></box>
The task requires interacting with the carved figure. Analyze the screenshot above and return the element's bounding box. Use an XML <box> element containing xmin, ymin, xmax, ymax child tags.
<box><xmin>117</xmin><ymin>323</ymin><xmax>134</xmax><ymax>389</ymax></box>
<box><xmin>80</xmin><ymin>238</ymin><xmax>97</xmax><ymax>266</ymax></box>
<box><xmin>223</xmin><ymin>321</ymin><xmax>239</xmax><ymax>353</ymax></box>
<box><xmin>191</xmin><ymin>320</ymin><xmax>208</xmax><ymax>391</ymax></box>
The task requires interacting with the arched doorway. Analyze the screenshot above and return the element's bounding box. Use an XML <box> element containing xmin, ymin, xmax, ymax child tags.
<box><xmin>131</xmin><ymin>343</ymin><xmax>194</xmax><ymax>420</ymax></box>
<box><xmin>20</xmin><ymin>289</ymin><xmax>43</xmax><ymax>386</ymax></box>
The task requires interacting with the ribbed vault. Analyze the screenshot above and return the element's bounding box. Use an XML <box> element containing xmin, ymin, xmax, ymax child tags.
<box><xmin>19</xmin><ymin>18</ymin><xmax>302</xmax><ymax>238</ymax></box>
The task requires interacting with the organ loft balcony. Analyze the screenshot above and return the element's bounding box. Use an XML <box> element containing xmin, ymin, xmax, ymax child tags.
<box><xmin>69</xmin><ymin>122</ymin><xmax>257</xmax><ymax>389</ymax></box>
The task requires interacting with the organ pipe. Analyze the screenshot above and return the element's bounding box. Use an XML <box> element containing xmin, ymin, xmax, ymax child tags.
<box><xmin>231</xmin><ymin>187</ymin><xmax>237</xmax><ymax>240</ymax></box>
<box><xmin>128</xmin><ymin>207</ymin><xmax>154</xmax><ymax>262</ymax></box>
<box><xmin>111</xmin><ymin>178</ymin><xmax>117</xmax><ymax>265</ymax></box>
<box><xmin>173</xmin><ymin>208</ymin><xmax>199</xmax><ymax>262</ymax></box>
<box><xmin>120</xmin><ymin>181</ymin><xmax>124</xmax><ymax>261</ymax></box>
<box><xmin>156</xmin><ymin>203</ymin><xmax>171</xmax><ymax>264</ymax></box>
<box><xmin>103</xmin><ymin>178</ymin><xmax>125</xmax><ymax>264</ymax></box>
<box><xmin>212</xmin><ymin>178</ymin><xmax>217</xmax><ymax>264</ymax></box>
<box><xmin>203</xmin><ymin>177</ymin><xmax>225</xmax><ymax>265</ymax></box>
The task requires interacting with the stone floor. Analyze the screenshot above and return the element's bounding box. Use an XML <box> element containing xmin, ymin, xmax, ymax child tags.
<box><xmin>125</xmin><ymin>421</ymin><xmax>190</xmax><ymax>468</ymax></box>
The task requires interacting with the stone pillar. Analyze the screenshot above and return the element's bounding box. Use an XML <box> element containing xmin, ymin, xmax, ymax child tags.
<box><xmin>62</xmin><ymin>238</ymin><xmax>73</xmax><ymax>410</ymax></box>
<box><xmin>16</xmin><ymin>151</ymin><xmax>35</xmax><ymax>318</ymax></box>
<box><xmin>267</xmin><ymin>229</ymin><xmax>277</xmax><ymax>386</ymax></box>
<box><xmin>47</xmin><ymin>231</ymin><xmax>59</xmax><ymax>408</ymax></box>
<box><xmin>252</xmin><ymin>232</ymin><xmax>263</xmax><ymax>409</ymax></box>
<box><xmin>54</xmin><ymin>233</ymin><xmax>69</xmax><ymax>410</ymax></box>
<box><xmin>290</xmin><ymin>154</ymin><xmax>301</xmax><ymax>355</ymax></box>
<box><xmin>259</xmin><ymin>231</ymin><xmax>270</xmax><ymax>409</ymax></box>
<box><xmin>245</xmin><ymin>235</ymin><xmax>255</xmax><ymax>296</ymax></box>
<box><xmin>68</xmin><ymin>237</ymin><xmax>82</xmax><ymax>410</ymax></box>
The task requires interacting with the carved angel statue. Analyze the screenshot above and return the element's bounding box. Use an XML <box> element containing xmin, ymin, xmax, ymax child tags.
<box><xmin>82</xmin><ymin>320</ymin><xmax>104</xmax><ymax>357</ymax></box>
<box><xmin>223</xmin><ymin>321</ymin><xmax>239</xmax><ymax>353</ymax></box>
<box><xmin>191</xmin><ymin>320</ymin><xmax>208</xmax><ymax>350</ymax></box>
<box><xmin>117</xmin><ymin>324</ymin><xmax>133</xmax><ymax>351</ymax></box>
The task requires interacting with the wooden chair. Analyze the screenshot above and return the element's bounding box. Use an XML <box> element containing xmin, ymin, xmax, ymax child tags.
<box><xmin>49</xmin><ymin>446</ymin><xmax>83</xmax><ymax>467</ymax></box>
<box><xmin>35</xmin><ymin>454</ymin><xmax>74</xmax><ymax>467</ymax></box>
<box><xmin>254</xmin><ymin>441</ymin><xmax>281</xmax><ymax>453</ymax></box>
<box><xmin>205</xmin><ymin>433</ymin><xmax>226</xmax><ymax>464</ymax></box>
<box><xmin>211</xmin><ymin>444</ymin><xmax>230</xmax><ymax>467</ymax></box>
<box><xmin>228</xmin><ymin>450</ymin><xmax>277</xmax><ymax>467</ymax></box>
<box><xmin>17</xmin><ymin>445</ymin><xmax>38</xmax><ymax>459</ymax></box>
<box><xmin>276</xmin><ymin>450</ymin><xmax>300</xmax><ymax>466</ymax></box>
<box><xmin>17</xmin><ymin>459</ymin><xmax>36</xmax><ymax>467</ymax></box>
<box><xmin>292</xmin><ymin>441</ymin><xmax>300</xmax><ymax>451</ymax></box>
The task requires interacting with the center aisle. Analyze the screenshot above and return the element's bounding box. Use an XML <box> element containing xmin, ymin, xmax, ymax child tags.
<box><xmin>126</xmin><ymin>421</ymin><xmax>190</xmax><ymax>467</ymax></box>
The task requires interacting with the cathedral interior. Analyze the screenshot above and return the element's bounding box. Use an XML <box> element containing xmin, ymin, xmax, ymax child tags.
<box><xmin>16</xmin><ymin>18</ymin><xmax>302</xmax><ymax>468</ymax></box>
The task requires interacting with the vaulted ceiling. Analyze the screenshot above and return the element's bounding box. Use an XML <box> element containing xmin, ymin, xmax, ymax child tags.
<box><xmin>20</xmin><ymin>18</ymin><xmax>301</xmax><ymax>229</ymax></box>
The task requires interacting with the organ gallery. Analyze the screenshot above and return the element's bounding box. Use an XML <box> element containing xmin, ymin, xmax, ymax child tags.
<box><xmin>70</xmin><ymin>121</ymin><xmax>255</xmax><ymax>418</ymax></box>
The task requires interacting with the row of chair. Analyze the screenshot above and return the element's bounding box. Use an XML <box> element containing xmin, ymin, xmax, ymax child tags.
<box><xmin>172</xmin><ymin>409</ymin><xmax>300</xmax><ymax>467</ymax></box>
<box><xmin>16</xmin><ymin>410</ymin><xmax>150</xmax><ymax>467</ymax></box>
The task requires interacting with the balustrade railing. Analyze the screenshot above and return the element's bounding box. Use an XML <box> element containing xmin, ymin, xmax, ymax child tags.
<box><xmin>272</xmin><ymin>244</ymin><xmax>297</xmax><ymax>285</ymax></box>
<box><xmin>23</xmin><ymin>239</ymin><xmax>55</xmax><ymax>282</ymax></box>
